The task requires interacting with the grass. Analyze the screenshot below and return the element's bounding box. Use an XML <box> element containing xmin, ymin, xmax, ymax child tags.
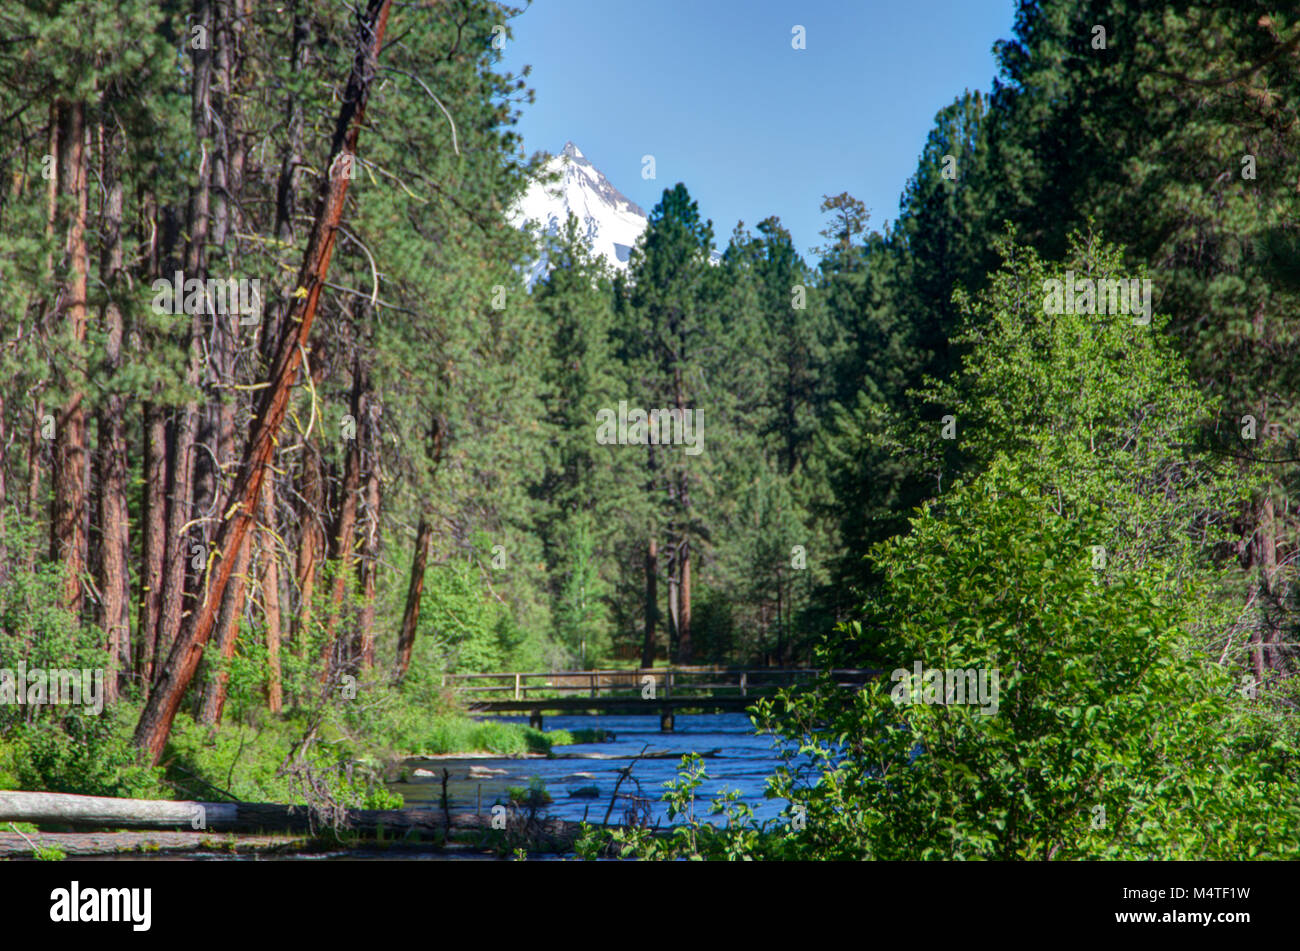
<box><xmin>415</xmin><ymin>715</ymin><xmax>574</xmax><ymax>756</ymax></box>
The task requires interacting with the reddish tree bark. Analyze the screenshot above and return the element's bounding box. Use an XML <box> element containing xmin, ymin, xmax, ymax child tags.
<box><xmin>357</xmin><ymin>388</ymin><xmax>381</xmax><ymax>669</ymax></box>
<box><xmin>260</xmin><ymin>479</ymin><xmax>284</xmax><ymax>713</ymax></box>
<box><xmin>641</xmin><ymin>535</ymin><xmax>658</xmax><ymax>669</ymax></box>
<box><xmin>293</xmin><ymin>423</ymin><xmax>325</xmax><ymax>655</ymax></box>
<box><xmin>394</xmin><ymin>517</ymin><xmax>433</xmax><ymax>682</ymax></box>
<box><xmin>133</xmin><ymin>0</ymin><xmax>396</xmax><ymax>762</ymax></box>
<box><xmin>157</xmin><ymin>0</ymin><xmax>215</xmax><ymax>677</ymax></box>
<box><xmin>138</xmin><ymin>402</ymin><xmax>167</xmax><ymax>690</ymax></box>
<box><xmin>50</xmin><ymin>99</ymin><xmax>90</xmax><ymax>616</ymax></box>
<box><xmin>321</xmin><ymin>362</ymin><xmax>363</xmax><ymax>678</ymax></box>
<box><xmin>394</xmin><ymin>416</ymin><xmax>443</xmax><ymax>681</ymax></box>
<box><xmin>196</xmin><ymin>528</ymin><xmax>251</xmax><ymax>725</ymax></box>
<box><xmin>95</xmin><ymin>144</ymin><xmax>130</xmax><ymax>701</ymax></box>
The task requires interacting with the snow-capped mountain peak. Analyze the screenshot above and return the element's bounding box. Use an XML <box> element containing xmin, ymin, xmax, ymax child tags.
<box><xmin>511</xmin><ymin>143</ymin><xmax>648</xmax><ymax>286</ymax></box>
<box><xmin>511</xmin><ymin>142</ymin><xmax>720</xmax><ymax>287</ymax></box>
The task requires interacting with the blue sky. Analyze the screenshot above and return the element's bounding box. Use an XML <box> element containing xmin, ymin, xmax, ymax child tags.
<box><xmin>499</xmin><ymin>0</ymin><xmax>1016</xmax><ymax>261</ymax></box>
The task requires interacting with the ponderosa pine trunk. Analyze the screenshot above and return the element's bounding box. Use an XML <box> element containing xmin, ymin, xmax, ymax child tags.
<box><xmin>321</xmin><ymin>367</ymin><xmax>362</xmax><ymax>679</ymax></box>
<box><xmin>157</xmin><ymin>0</ymin><xmax>214</xmax><ymax>679</ymax></box>
<box><xmin>260</xmin><ymin>478</ymin><xmax>284</xmax><ymax>712</ymax></box>
<box><xmin>394</xmin><ymin>516</ymin><xmax>432</xmax><ymax>681</ymax></box>
<box><xmin>133</xmin><ymin>0</ymin><xmax>395</xmax><ymax>763</ymax></box>
<box><xmin>50</xmin><ymin>99</ymin><xmax>90</xmax><ymax>617</ymax></box>
<box><xmin>95</xmin><ymin>145</ymin><xmax>130</xmax><ymax>701</ymax></box>
<box><xmin>357</xmin><ymin>389</ymin><xmax>381</xmax><ymax>669</ymax></box>
<box><xmin>641</xmin><ymin>535</ymin><xmax>658</xmax><ymax>669</ymax></box>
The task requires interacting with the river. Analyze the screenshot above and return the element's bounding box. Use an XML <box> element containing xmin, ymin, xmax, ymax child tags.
<box><xmin>390</xmin><ymin>712</ymin><xmax>791</xmax><ymax>828</ymax></box>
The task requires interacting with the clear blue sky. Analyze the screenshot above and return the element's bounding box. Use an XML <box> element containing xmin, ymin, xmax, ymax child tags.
<box><xmin>499</xmin><ymin>0</ymin><xmax>1016</xmax><ymax>261</ymax></box>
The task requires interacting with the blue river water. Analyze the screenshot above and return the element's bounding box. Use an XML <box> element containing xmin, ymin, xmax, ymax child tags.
<box><xmin>390</xmin><ymin>712</ymin><xmax>794</xmax><ymax>828</ymax></box>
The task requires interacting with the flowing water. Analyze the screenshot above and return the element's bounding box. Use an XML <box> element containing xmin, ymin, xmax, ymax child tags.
<box><xmin>76</xmin><ymin>712</ymin><xmax>788</xmax><ymax>860</ymax></box>
<box><xmin>391</xmin><ymin>712</ymin><xmax>791</xmax><ymax>828</ymax></box>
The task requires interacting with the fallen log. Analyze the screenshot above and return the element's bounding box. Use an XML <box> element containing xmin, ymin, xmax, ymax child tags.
<box><xmin>0</xmin><ymin>791</ymin><xmax>591</xmax><ymax>851</ymax></box>
<box><xmin>0</xmin><ymin>830</ymin><xmax>309</xmax><ymax>859</ymax></box>
<box><xmin>0</xmin><ymin>790</ymin><xmax>435</xmax><ymax>834</ymax></box>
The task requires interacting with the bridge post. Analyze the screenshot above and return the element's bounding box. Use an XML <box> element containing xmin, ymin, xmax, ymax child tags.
<box><xmin>514</xmin><ymin>673</ymin><xmax>521</xmax><ymax>701</ymax></box>
<box><xmin>590</xmin><ymin>672</ymin><xmax>596</xmax><ymax>698</ymax></box>
<box><xmin>740</xmin><ymin>671</ymin><xmax>747</xmax><ymax>697</ymax></box>
<box><xmin>660</xmin><ymin>710</ymin><xmax>674</xmax><ymax>733</ymax></box>
<box><xmin>529</xmin><ymin>709</ymin><xmax>543</xmax><ymax>730</ymax></box>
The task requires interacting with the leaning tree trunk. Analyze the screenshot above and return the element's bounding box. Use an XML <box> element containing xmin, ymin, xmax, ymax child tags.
<box><xmin>394</xmin><ymin>516</ymin><xmax>432</xmax><ymax>681</ymax></box>
<box><xmin>196</xmin><ymin>529</ymin><xmax>252</xmax><ymax>725</ymax></box>
<box><xmin>394</xmin><ymin>415</ymin><xmax>443</xmax><ymax>681</ymax></box>
<box><xmin>260</xmin><ymin>478</ymin><xmax>284</xmax><ymax>712</ymax></box>
<box><xmin>133</xmin><ymin>0</ymin><xmax>396</xmax><ymax>763</ymax></box>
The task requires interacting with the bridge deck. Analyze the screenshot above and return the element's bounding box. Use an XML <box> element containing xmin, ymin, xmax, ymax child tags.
<box><xmin>465</xmin><ymin>695</ymin><xmax>768</xmax><ymax>714</ymax></box>
<box><xmin>452</xmin><ymin>668</ymin><xmax>878</xmax><ymax>730</ymax></box>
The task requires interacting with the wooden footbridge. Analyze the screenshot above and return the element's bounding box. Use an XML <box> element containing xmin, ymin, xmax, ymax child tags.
<box><xmin>445</xmin><ymin>667</ymin><xmax>878</xmax><ymax>731</ymax></box>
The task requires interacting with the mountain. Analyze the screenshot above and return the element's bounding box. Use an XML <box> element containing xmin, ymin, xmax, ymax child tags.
<box><xmin>511</xmin><ymin>142</ymin><xmax>648</xmax><ymax>286</ymax></box>
<box><xmin>511</xmin><ymin>142</ymin><xmax>720</xmax><ymax>287</ymax></box>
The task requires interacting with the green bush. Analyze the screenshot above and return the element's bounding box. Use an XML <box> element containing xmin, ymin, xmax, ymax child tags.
<box><xmin>755</xmin><ymin>479</ymin><xmax>1300</xmax><ymax>860</ymax></box>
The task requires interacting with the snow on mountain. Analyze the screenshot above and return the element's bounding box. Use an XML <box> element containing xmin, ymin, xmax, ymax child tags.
<box><xmin>511</xmin><ymin>142</ymin><xmax>648</xmax><ymax>287</ymax></box>
<box><xmin>510</xmin><ymin>142</ymin><xmax>720</xmax><ymax>288</ymax></box>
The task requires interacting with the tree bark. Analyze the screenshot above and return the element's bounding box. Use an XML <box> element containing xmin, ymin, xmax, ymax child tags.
<box><xmin>133</xmin><ymin>0</ymin><xmax>396</xmax><ymax>763</ymax></box>
<box><xmin>157</xmin><ymin>0</ymin><xmax>215</xmax><ymax>678</ymax></box>
<box><xmin>50</xmin><ymin>99</ymin><xmax>90</xmax><ymax>616</ymax></box>
<box><xmin>679</xmin><ymin>536</ymin><xmax>692</xmax><ymax>663</ymax></box>
<box><xmin>260</xmin><ymin>478</ymin><xmax>284</xmax><ymax>712</ymax></box>
<box><xmin>138</xmin><ymin>402</ymin><xmax>168</xmax><ymax>690</ymax></box>
<box><xmin>321</xmin><ymin>359</ymin><xmax>364</xmax><ymax>677</ymax></box>
<box><xmin>95</xmin><ymin>142</ymin><xmax>130</xmax><ymax>702</ymax></box>
<box><xmin>394</xmin><ymin>516</ymin><xmax>433</xmax><ymax>681</ymax></box>
<box><xmin>196</xmin><ymin>528</ymin><xmax>252</xmax><ymax>725</ymax></box>
<box><xmin>641</xmin><ymin>535</ymin><xmax>658</xmax><ymax>668</ymax></box>
<box><xmin>357</xmin><ymin>392</ymin><xmax>381</xmax><ymax>669</ymax></box>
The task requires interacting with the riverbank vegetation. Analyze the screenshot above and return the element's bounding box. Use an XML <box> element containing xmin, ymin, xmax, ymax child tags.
<box><xmin>1</xmin><ymin>0</ymin><xmax>1298</xmax><ymax>859</ymax></box>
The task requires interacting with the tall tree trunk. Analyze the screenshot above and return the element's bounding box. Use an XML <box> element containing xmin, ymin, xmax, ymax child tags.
<box><xmin>133</xmin><ymin>0</ymin><xmax>395</xmax><ymax>763</ymax></box>
<box><xmin>260</xmin><ymin>479</ymin><xmax>283</xmax><ymax>712</ymax></box>
<box><xmin>357</xmin><ymin>391</ymin><xmax>381</xmax><ymax>669</ymax></box>
<box><xmin>679</xmin><ymin>537</ymin><xmax>692</xmax><ymax>664</ymax></box>
<box><xmin>321</xmin><ymin>362</ymin><xmax>363</xmax><ymax>678</ymax></box>
<box><xmin>196</xmin><ymin>529</ymin><xmax>252</xmax><ymax>725</ymax></box>
<box><xmin>1260</xmin><ymin>493</ymin><xmax>1282</xmax><ymax>674</ymax></box>
<box><xmin>157</xmin><ymin>0</ymin><xmax>215</xmax><ymax>677</ymax></box>
<box><xmin>139</xmin><ymin>402</ymin><xmax>168</xmax><ymax>690</ymax></box>
<box><xmin>394</xmin><ymin>516</ymin><xmax>432</xmax><ymax>682</ymax></box>
<box><xmin>394</xmin><ymin>415</ymin><xmax>443</xmax><ymax>682</ymax></box>
<box><xmin>23</xmin><ymin>106</ymin><xmax>59</xmax><ymax>578</ymax></box>
<box><xmin>25</xmin><ymin>400</ymin><xmax>44</xmax><ymax>527</ymax></box>
<box><xmin>672</xmin><ymin>367</ymin><xmax>692</xmax><ymax>664</ymax></box>
<box><xmin>293</xmin><ymin>424</ymin><xmax>325</xmax><ymax>657</ymax></box>
<box><xmin>641</xmin><ymin>535</ymin><xmax>658</xmax><ymax>668</ymax></box>
<box><xmin>267</xmin><ymin>0</ymin><xmax>310</xmax><ymax>361</ymax></box>
<box><xmin>50</xmin><ymin>99</ymin><xmax>90</xmax><ymax>616</ymax></box>
<box><xmin>95</xmin><ymin>141</ymin><xmax>130</xmax><ymax>702</ymax></box>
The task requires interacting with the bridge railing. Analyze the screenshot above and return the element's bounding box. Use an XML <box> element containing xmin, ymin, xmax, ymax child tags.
<box><xmin>442</xmin><ymin>667</ymin><xmax>877</xmax><ymax>702</ymax></box>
